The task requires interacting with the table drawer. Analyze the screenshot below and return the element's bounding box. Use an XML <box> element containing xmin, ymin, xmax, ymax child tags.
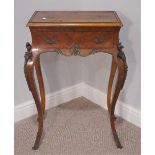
<box><xmin>32</xmin><ymin>31</ymin><xmax>115</xmax><ymax>50</ymax></box>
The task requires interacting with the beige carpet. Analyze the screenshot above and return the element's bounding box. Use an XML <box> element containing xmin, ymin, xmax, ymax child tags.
<box><xmin>15</xmin><ymin>97</ymin><xmax>141</xmax><ymax>155</ymax></box>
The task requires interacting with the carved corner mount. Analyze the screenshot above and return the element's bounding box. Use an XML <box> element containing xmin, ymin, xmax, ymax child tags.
<box><xmin>24</xmin><ymin>42</ymin><xmax>33</xmax><ymax>62</ymax></box>
<box><xmin>117</xmin><ymin>43</ymin><xmax>126</xmax><ymax>61</ymax></box>
<box><xmin>24</xmin><ymin>42</ymin><xmax>33</xmax><ymax>91</ymax></box>
<box><xmin>117</xmin><ymin>42</ymin><xmax>128</xmax><ymax>88</ymax></box>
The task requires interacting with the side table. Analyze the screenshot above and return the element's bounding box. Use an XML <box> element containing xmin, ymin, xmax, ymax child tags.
<box><xmin>24</xmin><ymin>11</ymin><xmax>128</xmax><ymax>150</ymax></box>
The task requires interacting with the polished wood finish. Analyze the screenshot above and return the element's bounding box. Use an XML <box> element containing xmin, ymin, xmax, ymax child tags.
<box><xmin>24</xmin><ymin>11</ymin><xmax>127</xmax><ymax>150</ymax></box>
<box><xmin>31</xmin><ymin>30</ymin><xmax>114</xmax><ymax>50</ymax></box>
<box><xmin>107</xmin><ymin>56</ymin><xmax>117</xmax><ymax>114</ymax></box>
<box><xmin>35</xmin><ymin>56</ymin><xmax>46</xmax><ymax>114</ymax></box>
<box><xmin>24</xmin><ymin>43</ymin><xmax>43</xmax><ymax>150</ymax></box>
<box><xmin>27</xmin><ymin>11</ymin><xmax>122</xmax><ymax>27</ymax></box>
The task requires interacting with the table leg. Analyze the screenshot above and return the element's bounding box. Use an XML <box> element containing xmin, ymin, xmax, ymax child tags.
<box><xmin>107</xmin><ymin>56</ymin><xmax>117</xmax><ymax>114</ymax></box>
<box><xmin>109</xmin><ymin>46</ymin><xmax>128</xmax><ymax>149</ymax></box>
<box><xmin>35</xmin><ymin>56</ymin><xmax>46</xmax><ymax>115</ymax></box>
<box><xmin>24</xmin><ymin>42</ymin><xmax>43</xmax><ymax>150</ymax></box>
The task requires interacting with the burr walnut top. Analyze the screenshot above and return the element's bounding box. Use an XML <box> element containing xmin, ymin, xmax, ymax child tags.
<box><xmin>27</xmin><ymin>11</ymin><xmax>123</xmax><ymax>27</ymax></box>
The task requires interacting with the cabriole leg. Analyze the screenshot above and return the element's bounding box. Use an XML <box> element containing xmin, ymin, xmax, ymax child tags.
<box><xmin>107</xmin><ymin>56</ymin><xmax>117</xmax><ymax>114</ymax></box>
<box><xmin>24</xmin><ymin>42</ymin><xmax>43</xmax><ymax>150</ymax></box>
<box><xmin>110</xmin><ymin>43</ymin><xmax>128</xmax><ymax>149</ymax></box>
<box><xmin>35</xmin><ymin>56</ymin><xmax>46</xmax><ymax>115</ymax></box>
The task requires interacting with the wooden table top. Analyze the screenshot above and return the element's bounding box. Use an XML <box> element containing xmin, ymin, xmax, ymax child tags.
<box><xmin>27</xmin><ymin>11</ymin><xmax>123</xmax><ymax>27</ymax></box>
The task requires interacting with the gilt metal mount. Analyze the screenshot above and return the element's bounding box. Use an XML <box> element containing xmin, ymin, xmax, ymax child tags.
<box><xmin>53</xmin><ymin>43</ymin><xmax>98</xmax><ymax>57</ymax></box>
<box><xmin>69</xmin><ymin>43</ymin><xmax>81</xmax><ymax>56</ymax></box>
<box><xmin>24</xmin><ymin>42</ymin><xmax>33</xmax><ymax>92</ymax></box>
<box><xmin>45</xmin><ymin>36</ymin><xmax>57</xmax><ymax>45</ymax></box>
<box><xmin>24</xmin><ymin>42</ymin><xmax>33</xmax><ymax>62</ymax></box>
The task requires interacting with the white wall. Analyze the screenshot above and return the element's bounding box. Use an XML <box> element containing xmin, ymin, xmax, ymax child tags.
<box><xmin>15</xmin><ymin>0</ymin><xmax>141</xmax><ymax>112</ymax></box>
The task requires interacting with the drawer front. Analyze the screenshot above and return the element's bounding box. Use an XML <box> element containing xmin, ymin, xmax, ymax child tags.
<box><xmin>32</xmin><ymin>31</ymin><xmax>115</xmax><ymax>50</ymax></box>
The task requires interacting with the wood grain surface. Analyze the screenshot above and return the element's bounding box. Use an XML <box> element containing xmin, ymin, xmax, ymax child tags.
<box><xmin>27</xmin><ymin>11</ymin><xmax>123</xmax><ymax>27</ymax></box>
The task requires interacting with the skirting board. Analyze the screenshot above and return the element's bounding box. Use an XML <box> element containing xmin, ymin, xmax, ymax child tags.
<box><xmin>14</xmin><ymin>83</ymin><xmax>83</xmax><ymax>122</ymax></box>
<box><xmin>83</xmin><ymin>83</ymin><xmax>141</xmax><ymax>127</ymax></box>
<box><xmin>15</xmin><ymin>82</ymin><xmax>141</xmax><ymax>127</ymax></box>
